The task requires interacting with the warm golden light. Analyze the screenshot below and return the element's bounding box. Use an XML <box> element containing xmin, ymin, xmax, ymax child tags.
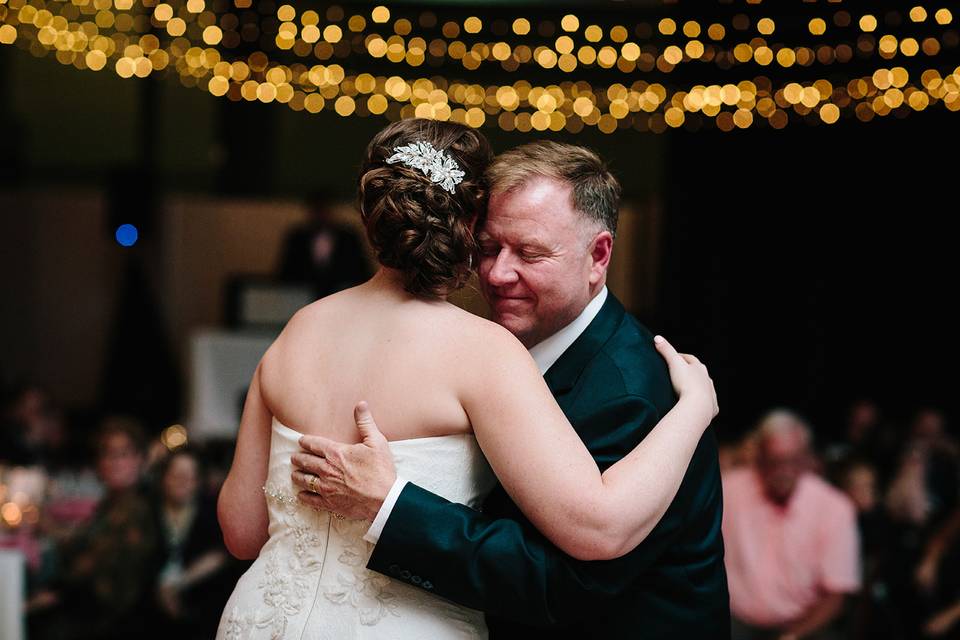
<box><xmin>708</xmin><ymin>23</ymin><xmax>725</xmax><ymax>41</ymax></box>
<box><xmin>166</xmin><ymin>17</ymin><xmax>186</xmax><ymax>37</ymax></box>
<box><xmin>561</xmin><ymin>14</ymin><xmax>579</xmax><ymax>32</ymax></box>
<box><xmin>153</xmin><ymin>3</ymin><xmax>173</xmax><ymax>21</ymax></box>
<box><xmin>0</xmin><ymin>24</ymin><xmax>16</xmax><ymax>44</ymax></box>
<box><xmin>686</xmin><ymin>40</ymin><xmax>704</xmax><ymax>59</ymax></box>
<box><xmin>2</xmin><ymin>0</ymin><xmax>956</xmax><ymax>136</ymax></box>
<box><xmin>323</xmin><ymin>25</ymin><xmax>342</xmax><ymax>43</ymax></box>
<box><xmin>879</xmin><ymin>35</ymin><xmax>898</xmax><ymax>56</ymax></box>
<box><xmin>819</xmin><ymin>103</ymin><xmax>840</xmax><ymax>124</ymax></box>
<box><xmin>664</xmin><ymin>45</ymin><xmax>683</xmax><ymax>65</ymax></box>
<box><xmin>683</xmin><ymin>21</ymin><xmax>700</xmax><ymax>38</ymax></box>
<box><xmin>304</xmin><ymin>93</ymin><xmax>324</xmax><ymax>113</ymax></box>
<box><xmin>85</xmin><ymin>48</ymin><xmax>106</xmax><ymax>70</ymax></box>
<box><xmin>335</xmin><ymin>95</ymin><xmax>355</xmax><ymax>116</ymax></box>
<box><xmin>658</xmin><ymin>18</ymin><xmax>676</xmax><ymax>36</ymax></box>
<box><xmin>900</xmin><ymin>38</ymin><xmax>920</xmax><ymax>56</ymax></box>
<box><xmin>348</xmin><ymin>15</ymin><xmax>366</xmax><ymax>32</ymax></box>
<box><xmin>203</xmin><ymin>26</ymin><xmax>222</xmax><ymax>46</ymax></box>
<box><xmin>733</xmin><ymin>109</ymin><xmax>753</xmax><ymax>129</ymax></box>
<box><xmin>754</xmin><ymin>46</ymin><xmax>773</xmax><ymax>66</ymax></box>
<box><xmin>371</xmin><ymin>6</ymin><xmax>389</xmax><ymax>24</ymax></box>
<box><xmin>1</xmin><ymin>502</ymin><xmax>22</xmax><ymax>527</ymax></box>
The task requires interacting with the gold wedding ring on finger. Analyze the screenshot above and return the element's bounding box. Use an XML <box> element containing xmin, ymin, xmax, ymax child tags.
<box><xmin>308</xmin><ymin>473</ymin><xmax>320</xmax><ymax>494</ymax></box>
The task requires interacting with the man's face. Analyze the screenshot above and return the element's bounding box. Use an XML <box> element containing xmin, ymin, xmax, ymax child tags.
<box><xmin>756</xmin><ymin>430</ymin><xmax>810</xmax><ymax>505</ymax></box>
<box><xmin>477</xmin><ymin>176</ymin><xmax>609</xmax><ymax>348</ymax></box>
<box><xmin>97</xmin><ymin>433</ymin><xmax>143</xmax><ymax>493</ymax></box>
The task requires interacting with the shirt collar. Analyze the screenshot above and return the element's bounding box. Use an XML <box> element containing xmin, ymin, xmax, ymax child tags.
<box><xmin>529</xmin><ymin>286</ymin><xmax>609</xmax><ymax>375</ymax></box>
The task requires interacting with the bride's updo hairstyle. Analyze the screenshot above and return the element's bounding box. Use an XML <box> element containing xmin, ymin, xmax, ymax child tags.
<box><xmin>358</xmin><ymin>118</ymin><xmax>493</xmax><ymax>298</ymax></box>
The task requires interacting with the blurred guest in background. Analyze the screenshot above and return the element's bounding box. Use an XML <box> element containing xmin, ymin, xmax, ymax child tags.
<box><xmin>824</xmin><ymin>399</ymin><xmax>898</xmax><ymax>485</ymax></box>
<box><xmin>0</xmin><ymin>381</ymin><xmax>59</xmax><ymax>466</ymax></box>
<box><xmin>916</xmin><ymin>509</ymin><xmax>960</xmax><ymax>638</ymax></box>
<box><xmin>276</xmin><ymin>190</ymin><xmax>372</xmax><ymax>299</ymax></box>
<box><xmin>916</xmin><ymin>509</ymin><xmax>960</xmax><ymax>599</ymax></box>
<box><xmin>723</xmin><ymin>409</ymin><xmax>861</xmax><ymax>640</ymax></box>
<box><xmin>29</xmin><ymin>416</ymin><xmax>160</xmax><ymax>640</ymax></box>
<box><xmin>887</xmin><ymin>409</ymin><xmax>957</xmax><ymax>526</ymax></box>
<box><xmin>882</xmin><ymin>408</ymin><xmax>959</xmax><ymax>633</ymax></box>
<box><xmin>836</xmin><ymin>459</ymin><xmax>902</xmax><ymax>639</ymax></box>
<box><xmin>153</xmin><ymin>447</ymin><xmax>230</xmax><ymax>639</ymax></box>
<box><xmin>719</xmin><ymin>430</ymin><xmax>760</xmax><ymax>473</ymax></box>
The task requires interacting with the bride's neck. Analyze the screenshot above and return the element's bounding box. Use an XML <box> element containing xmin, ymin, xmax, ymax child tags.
<box><xmin>366</xmin><ymin>267</ymin><xmax>448</xmax><ymax>304</ymax></box>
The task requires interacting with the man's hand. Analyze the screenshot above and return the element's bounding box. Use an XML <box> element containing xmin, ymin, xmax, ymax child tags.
<box><xmin>291</xmin><ymin>401</ymin><xmax>397</xmax><ymax>521</ymax></box>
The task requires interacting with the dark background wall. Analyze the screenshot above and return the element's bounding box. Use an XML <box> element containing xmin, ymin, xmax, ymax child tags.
<box><xmin>658</xmin><ymin>110</ymin><xmax>958</xmax><ymax>436</ymax></box>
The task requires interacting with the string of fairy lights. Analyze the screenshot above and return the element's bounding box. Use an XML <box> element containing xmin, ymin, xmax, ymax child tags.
<box><xmin>1</xmin><ymin>0</ymin><xmax>959</xmax><ymax>133</ymax></box>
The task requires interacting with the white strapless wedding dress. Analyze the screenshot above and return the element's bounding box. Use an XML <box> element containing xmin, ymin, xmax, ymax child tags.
<box><xmin>216</xmin><ymin>418</ymin><xmax>496</xmax><ymax>640</ymax></box>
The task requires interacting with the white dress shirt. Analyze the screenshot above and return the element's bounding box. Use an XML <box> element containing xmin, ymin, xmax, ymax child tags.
<box><xmin>363</xmin><ymin>286</ymin><xmax>609</xmax><ymax>544</ymax></box>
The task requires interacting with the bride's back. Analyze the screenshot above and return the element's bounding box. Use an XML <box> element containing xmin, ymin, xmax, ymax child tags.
<box><xmin>217</xmin><ymin>118</ymin><xmax>499</xmax><ymax>639</ymax></box>
<box><xmin>252</xmin><ymin>118</ymin><xmax>494</xmax><ymax>444</ymax></box>
<box><xmin>258</xmin><ymin>278</ymin><xmax>487</xmax><ymax>443</ymax></box>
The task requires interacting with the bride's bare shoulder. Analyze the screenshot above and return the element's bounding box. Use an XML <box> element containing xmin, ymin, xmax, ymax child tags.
<box><xmin>260</xmin><ymin>290</ymin><xmax>354</xmax><ymax>361</ymax></box>
<box><xmin>439</xmin><ymin>304</ymin><xmax>528</xmax><ymax>362</ymax></box>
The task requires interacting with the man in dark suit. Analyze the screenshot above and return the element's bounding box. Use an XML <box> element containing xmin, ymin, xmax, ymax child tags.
<box><xmin>277</xmin><ymin>191</ymin><xmax>371</xmax><ymax>299</ymax></box>
<box><xmin>292</xmin><ymin>142</ymin><xmax>729</xmax><ymax>638</ymax></box>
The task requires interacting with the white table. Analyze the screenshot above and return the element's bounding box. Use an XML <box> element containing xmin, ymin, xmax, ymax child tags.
<box><xmin>0</xmin><ymin>549</ymin><xmax>24</xmax><ymax>640</ymax></box>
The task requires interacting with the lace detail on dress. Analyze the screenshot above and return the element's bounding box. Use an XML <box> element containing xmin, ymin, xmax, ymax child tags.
<box><xmin>255</xmin><ymin>549</ymin><xmax>315</xmax><ymax>638</ymax></box>
<box><xmin>221</xmin><ymin>606</ymin><xmax>255</xmax><ymax>640</ymax></box>
<box><xmin>322</xmin><ymin>517</ymin><xmax>402</xmax><ymax>625</ymax></box>
<box><xmin>252</xmin><ymin>485</ymin><xmax>327</xmax><ymax>639</ymax></box>
<box><xmin>217</xmin><ymin>422</ymin><xmax>494</xmax><ymax>639</ymax></box>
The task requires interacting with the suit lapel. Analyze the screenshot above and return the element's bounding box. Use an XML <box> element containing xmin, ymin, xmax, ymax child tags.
<box><xmin>543</xmin><ymin>293</ymin><xmax>626</xmax><ymax>396</ymax></box>
<box><xmin>484</xmin><ymin>293</ymin><xmax>627</xmax><ymax>516</ymax></box>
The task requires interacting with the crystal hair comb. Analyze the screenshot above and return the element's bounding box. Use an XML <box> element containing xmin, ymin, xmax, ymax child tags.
<box><xmin>386</xmin><ymin>141</ymin><xmax>465</xmax><ymax>194</ymax></box>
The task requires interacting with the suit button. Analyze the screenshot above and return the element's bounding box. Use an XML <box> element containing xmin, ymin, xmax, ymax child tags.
<box><xmin>411</xmin><ymin>575</ymin><xmax>422</xmax><ymax>585</ymax></box>
<box><xmin>388</xmin><ymin>564</ymin><xmax>401</xmax><ymax>576</ymax></box>
<box><xmin>400</xmin><ymin>570</ymin><xmax>412</xmax><ymax>579</ymax></box>
<box><xmin>422</xmin><ymin>581</ymin><xmax>433</xmax><ymax>590</ymax></box>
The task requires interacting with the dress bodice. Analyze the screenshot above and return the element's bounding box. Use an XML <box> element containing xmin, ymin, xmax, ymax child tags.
<box><xmin>218</xmin><ymin>418</ymin><xmax>496</xmax><ymax>640</ymax></box>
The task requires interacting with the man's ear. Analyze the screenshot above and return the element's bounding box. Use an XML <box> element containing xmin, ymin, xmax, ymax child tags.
<box><xmin>588</xmin><ymin>231</ymin><xmax>614</xmax><ymax>285</ymax></box>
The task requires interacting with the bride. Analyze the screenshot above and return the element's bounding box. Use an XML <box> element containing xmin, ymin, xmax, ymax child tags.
<box><xmin>216</xmin><ymin>119</ymin><xmax>718</xmax><ymax>639</ymax></box>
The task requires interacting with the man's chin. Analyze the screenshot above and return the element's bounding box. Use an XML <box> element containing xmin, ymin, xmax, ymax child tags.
<box><xmin>489</xmin><ymin>311</ymin><xmax>530</xmax><ymax>338</ymax></box>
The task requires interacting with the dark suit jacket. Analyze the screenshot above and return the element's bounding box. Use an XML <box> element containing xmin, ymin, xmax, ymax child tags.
<box><xmin>277</xmin><ymin>223</ymin><xmax>371</xmax><ymax>298</ymax></box>
<box><xmin>368</xmin><ymin>293</ymin><xmax>730</xmax><ymax>638</ymax></box>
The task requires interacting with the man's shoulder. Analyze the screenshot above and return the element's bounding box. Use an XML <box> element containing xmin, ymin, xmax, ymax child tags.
<box><xmin>720</xmin><ymin>467</ymin><xmax>759</xmax><ymax>505</ymax></box>
<box><xmin>585</xmin><ymin>310</ymin><xmax>674</xmax><ymax>410</ymax></box>
<box><xmin>799</xmin><ymin>473</ymin><xmax>856</xmax><ymax>516</ymax></box>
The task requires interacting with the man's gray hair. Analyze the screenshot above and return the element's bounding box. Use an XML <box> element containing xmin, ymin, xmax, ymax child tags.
<box><xmin>484</xmin><ymin>141</ymin><xmax>622</xmax><ymax>238</ymax></box>
<box><xmin>755</xmin><ymin>408</ymin><xmax>813</xmax><ymax>449</ymax></box>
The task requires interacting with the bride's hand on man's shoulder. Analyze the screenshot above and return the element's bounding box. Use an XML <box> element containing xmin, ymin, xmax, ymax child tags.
<box><xmin>653</xmin><ymin>335</ymin><xmax>719</xmax><ymax>420</ymax></box>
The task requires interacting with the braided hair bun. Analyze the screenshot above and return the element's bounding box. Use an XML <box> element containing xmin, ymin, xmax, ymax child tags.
<box><xmin>358</xmin><ymin>118</ymin><xmax>493</xmax><ymax>298</ymax></box>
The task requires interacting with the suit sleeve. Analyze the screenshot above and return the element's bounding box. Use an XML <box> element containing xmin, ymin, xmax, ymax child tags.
<box><xmin>366</xmin><ymin>394</ymin><xmax>695</xmax><ymax>626</ymax></box>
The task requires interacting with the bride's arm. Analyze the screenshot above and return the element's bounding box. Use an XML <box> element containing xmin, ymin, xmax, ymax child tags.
<box><xmin>217</xmin><ymin>360</ymin><xmax>272</xmax><ymax>559</ymax></box>
<box><xmin>461</xmin><ymin>328</ymin><xmax>715</xmax><ymax>562</ymax></box>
